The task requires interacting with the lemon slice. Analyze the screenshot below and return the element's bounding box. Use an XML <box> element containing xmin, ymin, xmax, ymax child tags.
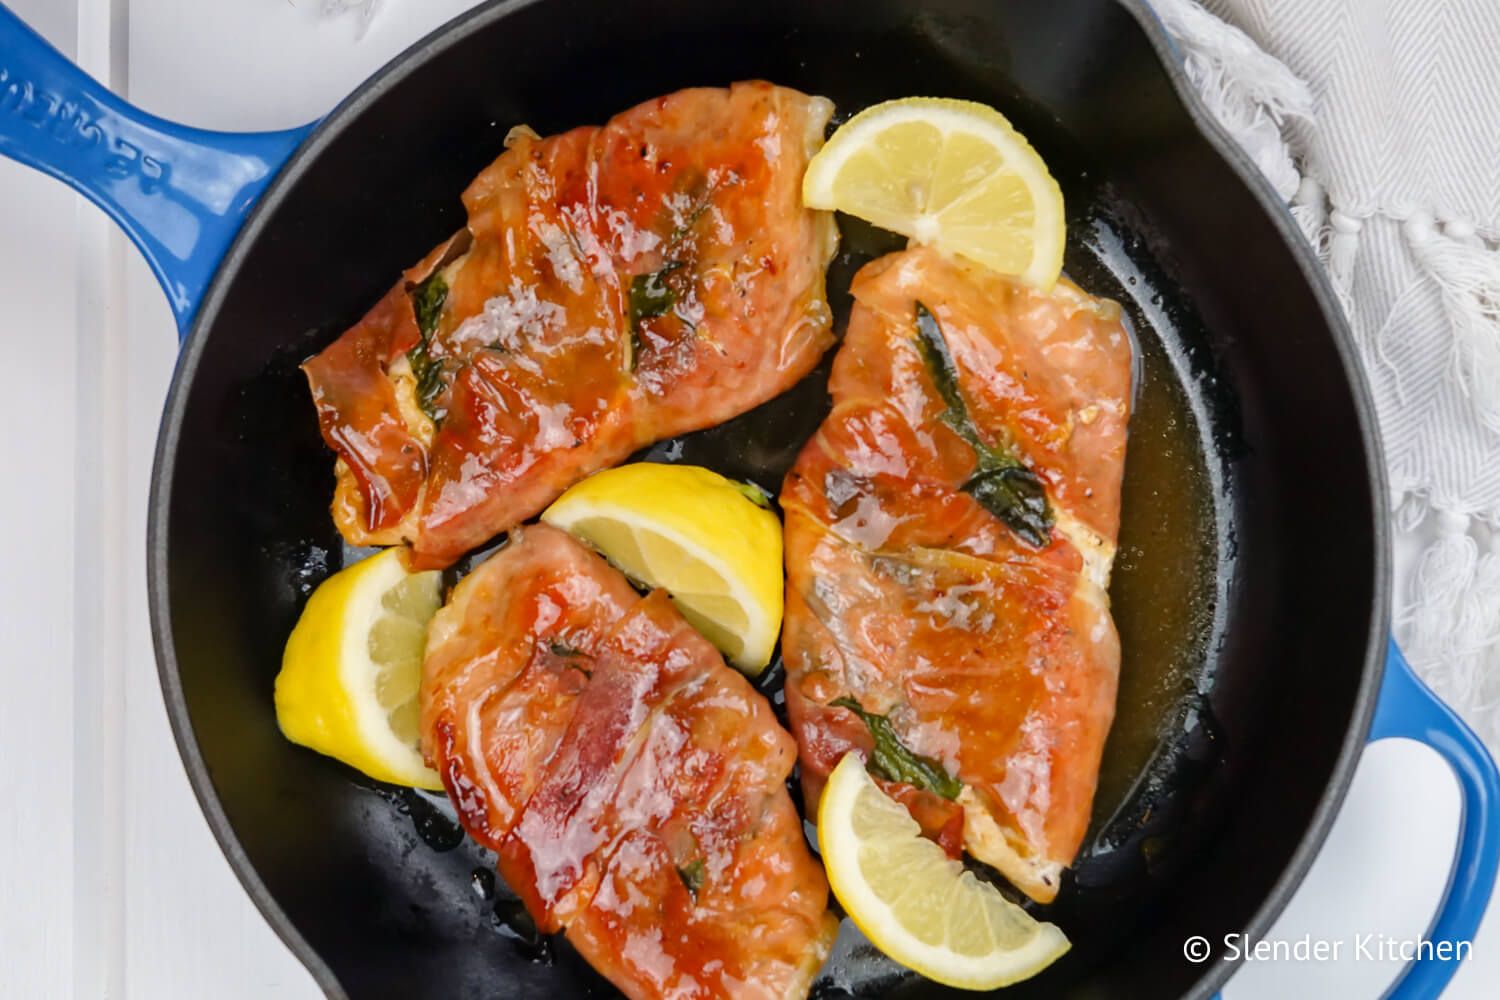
<box><xmin>541</xmin><ymin>463</ymin><xmax>783</xmax><ymax>674</ymax></box>
<box><xmin>274</xmin><ymin>548</ymin><xmax>445</xmax><ymax>789</ymax></box>
<box><xmin>819</xmin><ymin>754</ymin><xmax>1069</xmax><ymax>989</ymax></box>
<box><xmin>802</xmin><ymin>97</ymin><xmax>1065</xmax><ymax>288</ymax></box>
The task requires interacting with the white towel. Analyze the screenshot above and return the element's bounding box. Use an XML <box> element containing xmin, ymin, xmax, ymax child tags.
<box><xmin>1156</xmin><ymin>0</ymin><xmax>1500</xmax><ymax>747</ymax></box>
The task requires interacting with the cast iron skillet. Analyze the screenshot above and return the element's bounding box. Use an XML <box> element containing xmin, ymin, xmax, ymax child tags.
<box><xmin>3</xmin><ymin>1</ymin><xmax>1497</xmax><ymax>997</ymax></box>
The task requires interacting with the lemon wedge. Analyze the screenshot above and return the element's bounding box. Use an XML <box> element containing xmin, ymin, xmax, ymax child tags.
<box><xmin>274</xmin><ymin>548</ymin><xmax>445</xmax><ymax>789</ymax></box>
<box><xmin>802</xmin><ymin>97</ymin><xmax>1065</xmax><ymax>288</ymax></box>
<box><xmin>819</xmin><ymin>754</ymin><xmax>1070</xmax><ymax>990</ymax></box>
<box><xmin>541</xmin><ymin>463</ymin><xmax>783</xmax><ymax>674</ymax></box>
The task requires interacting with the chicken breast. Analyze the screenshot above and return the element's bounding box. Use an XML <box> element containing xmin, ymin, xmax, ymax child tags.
<box><xmin>304</xmin><ymin>83</ymin><xmax>838</xmax><ymax>568</ymax></box>
<box><xmin>422</xmin><ymin>524</ymin><xmax>836</xmax><ymax>999</ymax></box>
<box><xmin>780</xmin><ymin>247</ymin><xmax>1132</xmax><ymax>903</ymax></box>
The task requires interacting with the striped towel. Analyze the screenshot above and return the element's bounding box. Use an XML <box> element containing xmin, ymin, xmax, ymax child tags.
<box><xmin>1157</xmin><ymin>0</ymin><xmax>1500</xmax><ymax>747</ymax></box>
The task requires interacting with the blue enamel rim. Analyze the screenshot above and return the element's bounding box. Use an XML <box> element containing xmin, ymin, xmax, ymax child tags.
<box><xmin>2</xmin><ymin>1</ymin><xmax>1494</xmax><ymax>996</ymax></box>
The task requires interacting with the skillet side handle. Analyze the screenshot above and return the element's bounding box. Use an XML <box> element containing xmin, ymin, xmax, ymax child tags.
<box><xmin>1371</xmin><ymin>639</ymin><xmax>1500</xmax><ymax>999</ymax></box>
<box><xmin>0</xmin><ymin>3</ymin><xmax>311</xmax><ymax>334</ymax></box>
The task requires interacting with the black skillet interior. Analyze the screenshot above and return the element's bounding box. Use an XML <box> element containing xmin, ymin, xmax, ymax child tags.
<box><xmin>150</xmin><ymin>0</ymin><xmax>1383</xmax><ymax>997</ymax></box>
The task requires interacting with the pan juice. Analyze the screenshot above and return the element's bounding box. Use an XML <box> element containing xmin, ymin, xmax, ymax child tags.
<box><xmin>1095</xmin><ymin>338</ymin><xmax>1218</xmax><ymax>817</ymax></box>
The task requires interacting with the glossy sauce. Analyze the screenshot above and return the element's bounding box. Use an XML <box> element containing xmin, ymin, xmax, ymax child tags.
<box><xmin>1093</xmin><ymin>340</ymin><xmax>1216</xmax><ymax>819</ymax></box>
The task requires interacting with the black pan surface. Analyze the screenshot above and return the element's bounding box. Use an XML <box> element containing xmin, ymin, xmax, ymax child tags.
<box><xmin>148</xmin><ymin>1</ymin><xmax>1387</xmax><ymax>997</ymax></box>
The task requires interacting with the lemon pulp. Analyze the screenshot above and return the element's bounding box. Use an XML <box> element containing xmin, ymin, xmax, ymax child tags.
<box><xmin>818</xmin><ymin>754</ymin><xmax>1069</xmax><ymax>989</ymax></box>
<box><xmin>275</xmin><ymin>548</ymin><xmax>444</xmax><ymax>789</ymax></box>
<box><xmin>802</xmin><ymin>97</ymin><xmax>1065</xmax><ymax>288</ymax></box>
<box><xmin>541</xmin><ymin>463</ymin><xmax>784</xmax><ymax>673</ymax></box>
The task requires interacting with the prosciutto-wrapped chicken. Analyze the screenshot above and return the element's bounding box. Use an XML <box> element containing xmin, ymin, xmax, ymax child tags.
<box><xmin>421</xmin><ymin>524</ymin><xmax>836</xmax><ymax>999</ymax></box>
<box><xmin>304</xmin><ymin>83</ymin><xmax>837</xmax><ymax>568</ymax></box>
<box><xmin>780</xmin><ymin>247</ymin><xmax>1132</xmax><ymax>903</ymax></box>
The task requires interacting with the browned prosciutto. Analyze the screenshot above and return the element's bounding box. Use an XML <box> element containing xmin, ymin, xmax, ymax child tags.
<box><xmin>421</xmin><ymin>524</ymin><xmax>836</xmax><ymax>999</ymax></box>
<box><xmin>304</xmin><ymin>84</ymin><xmax>837</xmax><ymax>568</ymax></box>
<box><xmin>780</xmin><ymin>247</ymin><xmax>1132</xmax><ymax>903</ymax></box>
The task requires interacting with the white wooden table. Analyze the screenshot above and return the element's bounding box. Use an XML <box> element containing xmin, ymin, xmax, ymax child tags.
<box><xmin>0</xmin><ymin>1</ymin><xmax>1493</xmax><ymax>996</ymax></box>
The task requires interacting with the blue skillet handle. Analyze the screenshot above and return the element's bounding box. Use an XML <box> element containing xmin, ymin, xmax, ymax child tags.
<box><xmin>1372</xmin><ymin>640</ymin><xmax>1500</xmax><ymax>999</ymax></box>
<box><xmin>0</xmin><ymin>3</ymin><xmax>311</xmax><ymax>334</ymax></box>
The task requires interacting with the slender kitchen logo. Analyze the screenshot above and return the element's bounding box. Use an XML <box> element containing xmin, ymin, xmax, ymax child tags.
<box><xmin>1183</xmin><ymin>933</ymin><xmax>1473</xmax><ymax>964</ymax></box>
